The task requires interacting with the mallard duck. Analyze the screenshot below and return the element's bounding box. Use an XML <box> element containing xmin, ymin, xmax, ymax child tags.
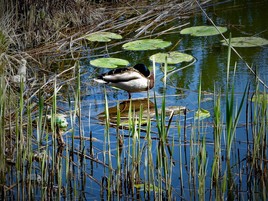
<box><xmin>94</xmin><ymin>63</ymin><xmax>154</xmax><ymax>99</ymax></box>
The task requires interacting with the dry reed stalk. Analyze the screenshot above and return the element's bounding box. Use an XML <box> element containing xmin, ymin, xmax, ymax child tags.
<box><xmin>23</xmin><ymin>0</ymin><xmax>212</xmax><ymax>57</ymax></box>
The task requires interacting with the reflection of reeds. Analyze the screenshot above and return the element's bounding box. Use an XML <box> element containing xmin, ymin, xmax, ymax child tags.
<box><xmin>196</xmin><ymin>76</ymin><xmax>207</xmax><ymax>201</ymax></box>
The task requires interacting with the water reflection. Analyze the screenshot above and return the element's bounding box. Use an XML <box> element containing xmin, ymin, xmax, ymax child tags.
<box><xmin>97</xmin><ymin>98</ymin><xmax>187</xmax><ymax>126</ymax></box>
<box><xmin>97</xmin><ymin>98</ymin><xmax>155</xmax><ymax>126</ymax></box>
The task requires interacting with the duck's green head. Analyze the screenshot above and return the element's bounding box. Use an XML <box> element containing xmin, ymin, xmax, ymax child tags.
<box><xmin>133</xmin><ymin>63</ymin><xmax>150</xmax><ymax>77</ymax></box>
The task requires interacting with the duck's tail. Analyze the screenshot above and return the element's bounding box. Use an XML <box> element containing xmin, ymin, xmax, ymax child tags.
<box><xmin>93</xmin><ymin>78</ymin><xmax>107</xmax><ymax>84</ymax></box>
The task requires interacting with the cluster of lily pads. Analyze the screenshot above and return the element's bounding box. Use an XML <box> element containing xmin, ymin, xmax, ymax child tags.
<box><xmin>85</xmin><ymin>25</ymin><xmax>268</xmax><ymax>69</ymax></box>
<box><xmin>85</xmin><ymin>26</ymin><xmax>268</xmax><ymax>121</ymax></box>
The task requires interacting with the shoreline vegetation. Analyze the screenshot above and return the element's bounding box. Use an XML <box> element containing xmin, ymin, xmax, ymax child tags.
<box><xmin>0</xmin><ymin>0</ymin><xmax>212</xmax><ymax>101</ymax></box>
<box><xmin>1</xmin><ymin>0</ymin><xmax>209</xmax><ymax>55</ymax></box>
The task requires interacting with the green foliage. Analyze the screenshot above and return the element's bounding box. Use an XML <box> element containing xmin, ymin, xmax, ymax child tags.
<box><xmin>180</xmin><ymin>26</ymin><xmax>227</xmax><ymax>36</ymax></box>
<box><xmin>195</xmin><ymin>108</ymin><xmax>211</xmax><ymax>121</ymax></box>
<box><xmin>149</xmin><ymin>51</ymin><xmax>194</xmax><ymax>64</ymax></box>
<box><xmin>221</xmin><ymin>37</ymin><xmax>268</xmax><ymax>47</ymax></box>
<box><xmin>251</xmin><ymin>93</ymin><xmax>268</xmax><ymax>103</ymax></box>
<box><xmin>85</xmin><ymin>32</ymin><xmax>122</xmax><ymax>42</ymax></box>
<box><xmin>225</xmin><ymin>36</ymin><xmax>249</xmax><ymax>160</ymax></box>
<box><xmin>90</xmin><ymin>57</ymin><xmax>130</xmax><ymax>68</ymax></box>
<box><xmin>122</xmin><ymin>39</ymin><xmax>171</xmax><ymax>51</ymax></box>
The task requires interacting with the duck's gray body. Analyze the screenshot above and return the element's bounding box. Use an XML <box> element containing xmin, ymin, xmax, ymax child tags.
<box><xmin>94</xmin><ymin>64</ymin><xmax>154</xmax><ymax>98</ymax></box>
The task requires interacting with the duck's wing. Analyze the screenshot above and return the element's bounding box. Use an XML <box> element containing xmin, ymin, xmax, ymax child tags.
<box><xmin>101</xmin><ymin>68</ymin><xmax>144</xmax><ymax>83</ymax></box>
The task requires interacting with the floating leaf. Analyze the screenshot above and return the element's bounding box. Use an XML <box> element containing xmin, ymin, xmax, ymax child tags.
<box><xmin>195</xmin><ymin>108</ymin><xmax>210</xmax><ymax>120</ymax></box>
<box><xmin>119</xmin><ymin>119</ymin><xmax>148</xmax><ymax>127</ymax></box>
<box><xmin>84</xmin><ymin>32</ymin><xmax>122</xmax><ymax>42</ymax></box>
<box><xmin>180</xmin><ymin>26</ymin><xmax>227</xmax><ymax>36</ymax></box>
<box><xmin>122</xmin><ymin>39</ymin><xmax>171</xmax><ymax>51</ymax></box>
<box><xmin>47</xmin><ymin>114</ymin><xmax>68</xmax><ymax>130</ymax></box>
<box><xmin>160</xmin><ymin>65</ymin><xmax>176</xmax><ymax>72</ymax></box>
<box><xmin>250</xmin><ymin>93</ymin><xmax>268</xmax><ymax>103</ymax></box>
<box><xmin>165</xmin><ymin>106</ymin><xmax>188</xmax><ymax>115</ymax></box>
<box><xmin>134</xmin><ymin>183</ymin><xmax>159</xmax><ymax>191</ymax></box>
<box><xmin>221</xmin><ymin>37</ymin><xmax>268</xmax><ymax>47</ymax></box>
<box><xmin>55</xmin><ymin>115</ymin><xmax>68</xmax><ymax>129</ymax></box>
<box><xmin>150</xmin><ymin>51</ymin><xmax>194</xmax><ymax>64</ymax></box>
<box><xmin>90</xmin><ymin>58</ymin><xmax>130</xmax><ymax>68</ymax></box>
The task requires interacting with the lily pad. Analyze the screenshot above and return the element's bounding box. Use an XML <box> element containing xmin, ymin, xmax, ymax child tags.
<box><xmin>47</xmin><ymin>114</ymin><xmax>68</xmax><ymax>130</ymax></box>
<box><xmin>159</xmin><ymin>106</ymin><xmax>188</xmax><ymax>115</ymax></box>
<box><xmin>180</xmin><ymin>26</ymin><xmax>227</xmax><ymax>36</ymax></box>
<box><xmin>149</xmin><ymin>51</ymin><xmax>194</xmax><ymax>64</ymax></box>
<box><xmin>195</xmin><ymin>108</ymin><xmax>210</xmax><ymax>121</ymax></box>
<box><xmin>90</xmin><ymin>58</ymin><xmax>130</xmax><ymax>68</ymax></box>
<box><xmin>122</xmin><ymin>39</ymin><xmax>171</xmax><ymax>51</ymax></box>
<box><xmin>119</xmin><ymin>119</ymin><xmax>148</xmax><ymax>127</ymax></box>
<box><xmin>84</xmin><ymin>32</ymin><xmax>122</xmax><ymax>42</ymax></box>
<box><xmin>160</xmin><ymin>65</ymin><xmax>176</xmax><ymax>72</ymax></box>
<box><xmin>221</xmin><ymin>37</ymin><xmax>268</xmax><ymax>47</ymax></box>
<box><xmin>250</xmin><ymin>93</ymin><xmax>268</xmax><ymax>104</ymax></box>
<box><xmin>134</xmin><ymin>183</ymin><xmax>159</xmax><ymax>191</ymax></box>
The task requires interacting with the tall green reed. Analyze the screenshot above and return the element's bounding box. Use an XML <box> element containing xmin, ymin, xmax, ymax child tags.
<box><xmin>103</xmin><ymin>86</ymin><xmax>113</xmax><ymax>199</ymax></box>
<box><xmin>153</xmin><ymin>57</ymin><xmax>174</xmax><ymax>199</ymax></box>
<box><xmin>224</xmin><ymin>34</ymin><xmax>248</xmax><ymax>200</ymax></box>
<box><xmin>116</xmin><ymin>101</ymin><xmax>122</xmax><ymax>197</ymax></box>
<box><xmin>196</xmin><ymin>76</ymin><xmax>207</xmax><ymax>201</ymax></box>
<box><xmin>145</xmin><ymin>88</ymin><xmax>155</xmax><ymax>199</ymax></box>
<box><xmin>211</xmin><ymin>88</ymin><xmax>223</xmax><ymax>200</ymax></box>
<box><xmin>225</xmin><ymin>35</ymin><xmax>248</xmax><ymax>161</ymax></box>
<box><xmin>250</xmin><ymin>85</ymin><xmax>267</xmax><ymax>200</ymax></box>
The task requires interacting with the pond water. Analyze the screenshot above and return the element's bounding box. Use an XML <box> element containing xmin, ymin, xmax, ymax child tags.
<box><xmin>70</xmin><ymin>0</ymin><xmax>268</xmax><ymax>200</ymax></box>
<box><xmin>20</xmin><ymin>0</ymin><xmax>267</xmax><ymax>200</ymax></box>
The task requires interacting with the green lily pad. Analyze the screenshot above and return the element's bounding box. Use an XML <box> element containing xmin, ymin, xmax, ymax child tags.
<box><xmin>221</xmin><ymin>37</ymin><xmax>268</xmax><ymax>47</ymax></box>
<box><xmin>84</xmin><ymin>32</ymin><xmax>122</xmax><ymax>42</ymax></box>
<box><xmin>119</xmin><ymin>119</ymin><xmax>148</xmax><ymax>127</ymax></box>
<box><xmin>160</xmin><ymin>65</ymin><xmax>176</xmax><ymax>72</ymax></box>
<box><xmin>250</xmin><ymin>93</ymin><xmax>268</xmax><ymax>103</ymax></box>
<box><xmin>134</xmin><ymin>183</ymin><xmax>159</xmax><ymax>191</ymax></box>
<box><xmin>47</xmin><ymin>114</ymin><xmax>68</xmax><ymax>130</ymax></box>
<box><xmin>122</xmin><ymin>39</ymin><xmax>171</xmax><ymax>51</ymax></box>
<box><xmin>180</xmin><ymin>26</ymin><xmax>227</xmax><ymax>36</ymax></box>
<box><xmin>56</xmin><ymin>115</ymin><xmax>68</xmax><ymax>129</ymax></box>
<box><xmin>195</xmin><ymin>108</ymin><xmax>210</xmax><ymax>121</ymax></box>
<box><xmin>149</xmin><ymin>51</ymin><xmax>194</xmax><ymax>64</ymax></box>
<box><xmin>90</xmin><ymin>58</ymin><xmax>130</xmax><ymax>68</ymax></box>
